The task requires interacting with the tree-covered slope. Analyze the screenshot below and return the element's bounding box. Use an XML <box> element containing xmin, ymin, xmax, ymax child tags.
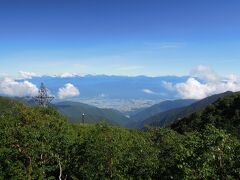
<box><xmin>0</xmin><ymin>96</ymin><xmax>71</xmax><ymax>179</ymax></box>
<box><xmin>138</xmin><ymin>91</ymin><xmax>233</xmax><ymax>128</ymax></box>
<box><xmin>54</xmin><ymin>101</ymin><xmax>129</xmax><ymax>126</ymax></box>
<box><xmin>0</xmin><ymin>96</ymin><xmax>240</xmax><ymax>179</ymax></box>
<box><xmin>171</xmin><ymin>92</ymin><xmax>240</xmax><ymax>137</ymax></box>
<box><xmin>11</xmin><ymin>97</ymin><xmax>130</xmax><ymax>127</ymax></box>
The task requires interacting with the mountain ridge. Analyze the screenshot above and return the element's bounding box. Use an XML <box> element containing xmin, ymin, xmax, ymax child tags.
<box><xmin>128</xmin><ymin>99</ymin><xmax>196</xmax><ymax>127</ymax></box>
<box><xmin>54</xmin><ymin>101</ymin><xmax>129</xmax><ymax>126</ymax></box>
<box><xmin>171</xmin><ymin>91</ymin><xmax>240</xmax><ymax>137</ymax></box>
<box><xmin>137</xmin><ymin>91</ymin><xmax>234</xmax><ymax>128</ymax></box>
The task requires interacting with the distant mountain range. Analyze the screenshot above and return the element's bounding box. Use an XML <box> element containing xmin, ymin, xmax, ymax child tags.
<box><xmin>19</xmin><ymin>75</ymin><xmax>188</xmax><ymax>100</ymax></box>
<box><xmin>135</xmin><ymin>91</ymin><xmax>233</xmax><ymax>128</ymax></box>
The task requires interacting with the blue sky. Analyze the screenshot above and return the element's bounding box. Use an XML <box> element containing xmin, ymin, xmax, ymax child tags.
<box><xmin>1</xmin><ymin>0</ymin><xmax>240</xmax><ymax>76</ymax></box>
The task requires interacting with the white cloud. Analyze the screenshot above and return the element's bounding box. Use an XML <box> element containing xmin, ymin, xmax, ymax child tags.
<box><xmin>175</xmin><ymin>78</ymin><xmax>215</xmax><ymax>99</ymax></box>
<box><xmin>17</xmin><ymin>71</ymin><xmax>85</xmax><ymax>79</ymax></box>
<box><xmin>19</xmin><ymin>71</ymin><xmax>39</xmax><ymax>79</ymax></box>
<box><xmin>190</xmin><ymin>65</ymin><xmax>219</xmax><ymax>82</ymax></box>
<box><xmin>175</xmin><ymin>66</ymin><xmax>240</xmax><ymax>99</ymax></box>
<box><xmin>0</xmin><ymin>77</ymin><xmax>38</xmax><ymax>97</ymax></box>
<box><xmin>59</xmin><ymin>72</ymin><xmax>78</xmax><ymax>78</ymax></box>
<box><xmin>142</xmin><ymin>89</ymin><xmax>155</xmax><ymax>94</ymax></box>
<box><xmin>58</xmin><ymin>83</ymin><xmax>80</xmax><ymax>99</ymax></box>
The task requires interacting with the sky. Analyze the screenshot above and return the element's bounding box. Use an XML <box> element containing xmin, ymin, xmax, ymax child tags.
<box><xmin>1</xmin><ymin>0</ymin><xmax>240</xmax><ymax>77</ymax></box>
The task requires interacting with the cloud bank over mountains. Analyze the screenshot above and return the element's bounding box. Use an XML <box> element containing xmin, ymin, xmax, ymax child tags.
<box><xmin>18</xmin><ymin>71</ymin><xmax>83</xmax><ymax>80</ymax></box>
<box><xmin>0</xmin><ymin>77</ymin><xmax>38</xmax><ymax>97</ymax></box>
<box><xmin>19</xmin><ymin>71</ymin><xmax>39</xmax><ymax>79</ymax></box>
<box><xmin>0</xmin><ymin>65</ymin><xmax>239</xmax><ymax>100</ymax></box>
<box><xmin>174</xmin><ymin>65</ymin><xmax>240</xmax><ymax>99</ymax></box>
<box><xmin>0</xmin><ymin>77</ymin><xmax>81</xmax><ymax>100</ymax></box>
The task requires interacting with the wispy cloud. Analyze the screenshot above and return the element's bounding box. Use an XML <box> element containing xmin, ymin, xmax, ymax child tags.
<box><xmin>144</xmin><ymin>42</ymin><xmax>186</xmax><ymax>50</ymax></box>
<box><xmin>190</xmin><ymin>65</ymin><xmax>219</xmax><ymax>82</ymax></box>
<box><xmin>162</xmin><ymin>81</ymin><xmax>175</xmax><ymax>91</ymax></box>
<box><xmin>142</xmin><ymin>89</ymin><xmax>156</xmax><ymax>94</ymax></box>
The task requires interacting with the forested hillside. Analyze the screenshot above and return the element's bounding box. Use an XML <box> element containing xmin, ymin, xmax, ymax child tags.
<box><xmin>13</xmin><ymin>98</ymin><xmax>130</xmax><ymax>127</ymax></box>
<box><xmin>171</xmin><ymin>92</ymin><xmax>240</xmax><ymax>137</ymax></box>
<box><xmin>138</xmin><ymin>91</ymin><xmax>233</xmax><ymax>128</ymax></box>
<box><xmin>0</xmin><ymin>95</ymin><xmax>240</xmax><ymax>179</ymax></box>
<box><xmin>54</xmin><ymin>101</ymin><xmax>129</xmax><ymax>126</ymax></box>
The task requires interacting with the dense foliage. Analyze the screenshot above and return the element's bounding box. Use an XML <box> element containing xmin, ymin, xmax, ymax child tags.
<box><xmin>172</xmin><ymin>92</ymin><xmax>240</xmax><ymax>137</ymax></box>
<box><xmin>0</xmin><ymin>94</ymin><xmax>240</xmax><ymax>179</ymax></box>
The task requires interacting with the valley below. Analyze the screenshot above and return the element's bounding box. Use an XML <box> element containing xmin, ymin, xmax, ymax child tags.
<box><xmin>74</xmin><ymin>97</ymin><xmax>162</xmax><ymax>115</ymax></box>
